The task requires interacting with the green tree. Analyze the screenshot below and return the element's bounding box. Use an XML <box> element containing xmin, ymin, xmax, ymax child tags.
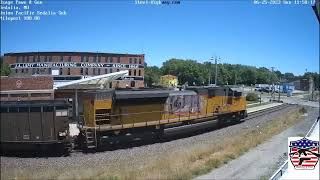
<box><xmin>240</xmin><ymin>68</ymin><xmax>257</xmax><ymax>85</ymax></box>
<box><xmin>0</xmin><ymin>56</ymin><xmax>11</xmax><ymax>76</ymax></box>
<box><xmin>283</xmin><ymin>72</ymin><xmax>295</xmax><ymax>81</ymax></box>
<box><xmin>303</xmin><ymin>72</ymin><xmax>320</xmax><ymax>89</ymax></box>
<box><xmin>256</xmin><ymin>67</ymin><xmax>270</xmax><ymax>84</ymax></box>
<box><xmin>274</xmin><ymin>70</ymin><xmax>283</xmax><ymax>79</ymax></box>
<box><xmin>217</xmin><ymin>64</ymin><xmax>232</xmax><ymax>85</ymax></box>
<box><xmin>144</xmin><ymin>65</ymin><xmax>161</xmax><ymax>87</ymax></box>
<box><xmin>161</xmin><ymin>59</ymin><xmax>205</xmax><ymax>85</ymax></box>
<box><xmin>158</xmin><ymin>58</ymin><xmax>300</xmax><ymax>87</ymax></box>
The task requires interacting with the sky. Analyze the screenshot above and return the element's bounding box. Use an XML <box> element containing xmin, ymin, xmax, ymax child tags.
<box><xmin>1</xmin><ymin>0</ymin><xmax>319</xmax><ymax>75</ymax></box>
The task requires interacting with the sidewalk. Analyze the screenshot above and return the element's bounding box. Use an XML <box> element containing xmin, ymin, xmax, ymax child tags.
<box><xmin>247</xmin><ymin>103</ymin><xmax>283</xmax><ymax>113</ymax></box>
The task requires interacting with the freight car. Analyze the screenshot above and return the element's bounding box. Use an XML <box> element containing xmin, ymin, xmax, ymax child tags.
<box><xmin>77</xmin><ymin>86</ymin><xmax>247</xmax><ymax>150</ymax></box>
<box><xmin>0</xmin><ymin>100</ymin><xmax>72</xmax><ymax>154</ymax></box>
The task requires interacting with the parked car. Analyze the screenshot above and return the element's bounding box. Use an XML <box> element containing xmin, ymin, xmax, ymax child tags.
<box><xmin>262</xmin><ymin>87</ymin><xmax>271</xmax><ymax>93</ymax></box>
<box><xmin>255</xmin><ymin>87</ymin><xmax>262</xmax><ymax>92</ymax></box>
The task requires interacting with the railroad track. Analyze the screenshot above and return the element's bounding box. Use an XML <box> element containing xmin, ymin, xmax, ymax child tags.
<box><xmin>246</xmin><ymin>103</ymin><xmax>292</xmax><ymax>121</ymax></box>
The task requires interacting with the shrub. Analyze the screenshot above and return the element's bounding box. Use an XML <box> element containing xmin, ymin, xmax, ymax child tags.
<box><xmin>299</xmin><ymin>107</ymin><xmax>307</xmax><ymax>114</ymax></box>
<box><xmin>246</xmin><ymin>93</ymin><xmax>259</xmax><ymax>101</ymax></box>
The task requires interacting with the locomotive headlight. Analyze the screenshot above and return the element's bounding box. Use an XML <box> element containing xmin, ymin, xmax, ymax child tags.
<box><xmin>58</xmin><ymin>131</ymin><xmax>67</xmax><ymax>136</ymax></box>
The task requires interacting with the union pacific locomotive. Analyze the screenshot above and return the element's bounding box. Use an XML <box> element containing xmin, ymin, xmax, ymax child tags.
<box><xmin>77</xmin><ymin>86</ymin><xmax>247</xmax><ymax>150</ymax></box>
<box><xmin>0</xmin><ymin>86</ymin><xmax>247</xmax><ymax>153</ymax></box>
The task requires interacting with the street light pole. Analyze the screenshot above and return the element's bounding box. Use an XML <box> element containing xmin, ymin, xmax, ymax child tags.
<box><xmin>214</xmin><ymin>57</ymin><xmax>218</xmax><ymax>86</ymax></box>
<box><xmin>278</xmin><ymin>77</ymin><xmax>281</xmax><ymax>102</ymax></box>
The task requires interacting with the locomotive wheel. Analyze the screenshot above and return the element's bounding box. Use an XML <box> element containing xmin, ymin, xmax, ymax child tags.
<box><xmin>154</xmin><ymin>126</ymin><xmax>164</xmax><ymax>141</ymax></box>
<box><xmin>217</xmin><ymin>115</ymin><xmax>226</xmax><ymax>126</ymax></box>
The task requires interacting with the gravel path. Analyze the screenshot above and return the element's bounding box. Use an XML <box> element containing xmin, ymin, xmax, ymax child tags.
<box><xmin>196</xmin><ymin>107</ymin><xmax>319</xmax><ymax>180</ymax></box>
<box><xmin>1</xmin><ymin>105</ymin><xmax>315</xmax><ymax>179</ymax></box>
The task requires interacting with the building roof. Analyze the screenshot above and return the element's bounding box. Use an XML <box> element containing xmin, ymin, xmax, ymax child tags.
<box><xmin>4</xmin><ymin>51</ymin><xmax>144</xmax><ymax>57</ymax></box>
<box><xmin>53</xmin><ymin>70</ymin><xmax>128</xmax><ymax>90</ymax></box>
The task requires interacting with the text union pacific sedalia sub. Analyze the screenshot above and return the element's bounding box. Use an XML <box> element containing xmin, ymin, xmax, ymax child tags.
<box><xmin>14</xmin><ymin>10</ymin><xmax>58</xmax><ymax>16</ymax></box>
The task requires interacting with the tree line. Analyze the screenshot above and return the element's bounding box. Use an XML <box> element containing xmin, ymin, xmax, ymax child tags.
<box><xmin>1</xmin><ymin>56</ymin><xmax>318</xmax><ymax>89</ymax></box>
<box><xmin>145</xmin><ymin>58</ymin><xmax>319</xmax><ymax>89</ymax></box>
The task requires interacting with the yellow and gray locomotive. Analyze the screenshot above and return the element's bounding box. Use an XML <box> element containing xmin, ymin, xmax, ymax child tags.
<box><xmin>79</xmin><ymin>86</ymin><xmax>247</xmax><ymax>150</ymax></box>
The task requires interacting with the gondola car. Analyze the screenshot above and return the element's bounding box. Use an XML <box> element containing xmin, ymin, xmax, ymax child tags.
<box><xmin>78</xmin><ymin>87</ymin><xmax>247</xmax><ymax>150</ymax></box>
<box><xmin>0</xmin><ymin>100</ymin><xmax>71</xmax><ymax>154</ymax></box>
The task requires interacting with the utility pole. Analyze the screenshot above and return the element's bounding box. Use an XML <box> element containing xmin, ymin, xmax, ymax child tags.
<box><xmin>309</xmin><ymin>76</ymin><xmax>314</xmax><ymax>101</ymax></box>
<box><xmin>278</xmin><ymin>77</ymin><xmax>281</xmax><ymax>102</ymax></box>
<box><xmin>208</xmin><ymin>71</ymin><xmax>211</xmax><ymax>86</ymax></box>
<box><xmin>271</xmin><ymin>67</ymin><xmax>275</xmax><ymax>101</ymax></box>
<box><xmin>215</xmin><ymin>56</ymin><xmax>218</xmax><ymax>86</ymax></box>
<box><xmin>208</xmin><ymin>57</ymin><xmax>214</xmax><ymax>86</ymax></box>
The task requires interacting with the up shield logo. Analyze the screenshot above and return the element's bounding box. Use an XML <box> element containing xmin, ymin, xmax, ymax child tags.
<box><xmin>288</xmin><ymin>137</ymin><xmax>320</xmax><ymax>170</ymax></box>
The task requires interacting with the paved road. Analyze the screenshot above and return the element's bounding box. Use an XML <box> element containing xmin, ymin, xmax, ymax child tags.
<box><xmin>281</xmin><ymin>96</ymin><xmax>319</xmax><ymax>108</ymax></box>
<box><xmin>251</xmin><ymin>92</ymin><xmax>319</xmax><ymax>108</ymax></box>
<box><xmin>247</xmin><ymin>103</ymin><xmax>282</xmax><ymax>113</ymax></box>
<box><xmin>196</xmin><ymin>107</ymin><xmax>319</xmax><ymax>180</ymax></box>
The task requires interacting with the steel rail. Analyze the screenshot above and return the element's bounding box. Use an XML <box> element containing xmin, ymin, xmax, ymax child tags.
<box><xmin>246</xmin><ymin>104</ymin><xmax>291</xmax><ymax>121</ymax></box>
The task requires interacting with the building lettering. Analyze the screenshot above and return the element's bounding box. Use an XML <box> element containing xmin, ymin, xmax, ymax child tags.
<box><xmin>10</xmin><ymin>63</ymin><xmax>144</xmax><ymax>69</ymax></box>
<box><xmin>80</xmin><ymin>63</ymin><xmax>104</xmax><ymax>67</ymax></box>
<box><xmin>52</xmin><ymin>62</ymin><xmax>77</xmax><ymax>67</ymax></box>
<box><xmin>113</xmin><ymin>64</ymin><xmax>126</xmax><ymax>68</ymax></box>
<box><xmin>36</xmin><ymin>63</ymin><xmax>49</xmax><ymax>67</ymax></box>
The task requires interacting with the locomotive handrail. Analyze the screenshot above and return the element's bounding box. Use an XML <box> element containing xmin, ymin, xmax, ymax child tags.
<box><xmin>95</xmin><ymin>113</ymin><xmax>110</xmax><ymax>116</ymax></box>
<box><xmin>91</xmin><ymin>107</ymin><xmax>220</xmax><ymax>130</ymax></box>
<box><xmin>108</xmin><ymin>110</ymin><xmax>166</xmax><ymax>116</ymax></box>
<box><xmin>107</xmin><ymin>109</ymin><xmax>202</xmax><ymax>117</ymax></box>
<box><xmin>95</xmin><ymin>119</ymin><xmax>110</xmax><ymax>121</ymax></box>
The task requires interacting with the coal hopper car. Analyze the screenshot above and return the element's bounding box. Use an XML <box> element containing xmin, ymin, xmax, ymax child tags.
<box><xmin>0</xmin><ymin>100</ymin><xmax>72</xmax><ymax>154</ymax></box>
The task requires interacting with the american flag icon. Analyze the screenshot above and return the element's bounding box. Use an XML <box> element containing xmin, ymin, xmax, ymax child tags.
<box><xmin>289</xmin><ymin>137</ymin><xmax>320</xmax><ymax>169</ymax></box>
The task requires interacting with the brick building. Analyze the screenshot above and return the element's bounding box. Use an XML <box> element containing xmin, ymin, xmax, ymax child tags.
<box><xmin>3</xmin><ymin>52</ymin><xmax>145</xmax><ymax>88</ymax></box>
<box><xmin>0</xmin><ymin>76</ymin><xmax>54</xmax><ymax>101</ymax></box>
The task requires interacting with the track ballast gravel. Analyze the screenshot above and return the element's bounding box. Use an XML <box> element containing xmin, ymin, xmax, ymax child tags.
<box><xmin>1</xmin><ymin>105</ymin><xmax>317</xmax><ymax>179</ymax></box>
